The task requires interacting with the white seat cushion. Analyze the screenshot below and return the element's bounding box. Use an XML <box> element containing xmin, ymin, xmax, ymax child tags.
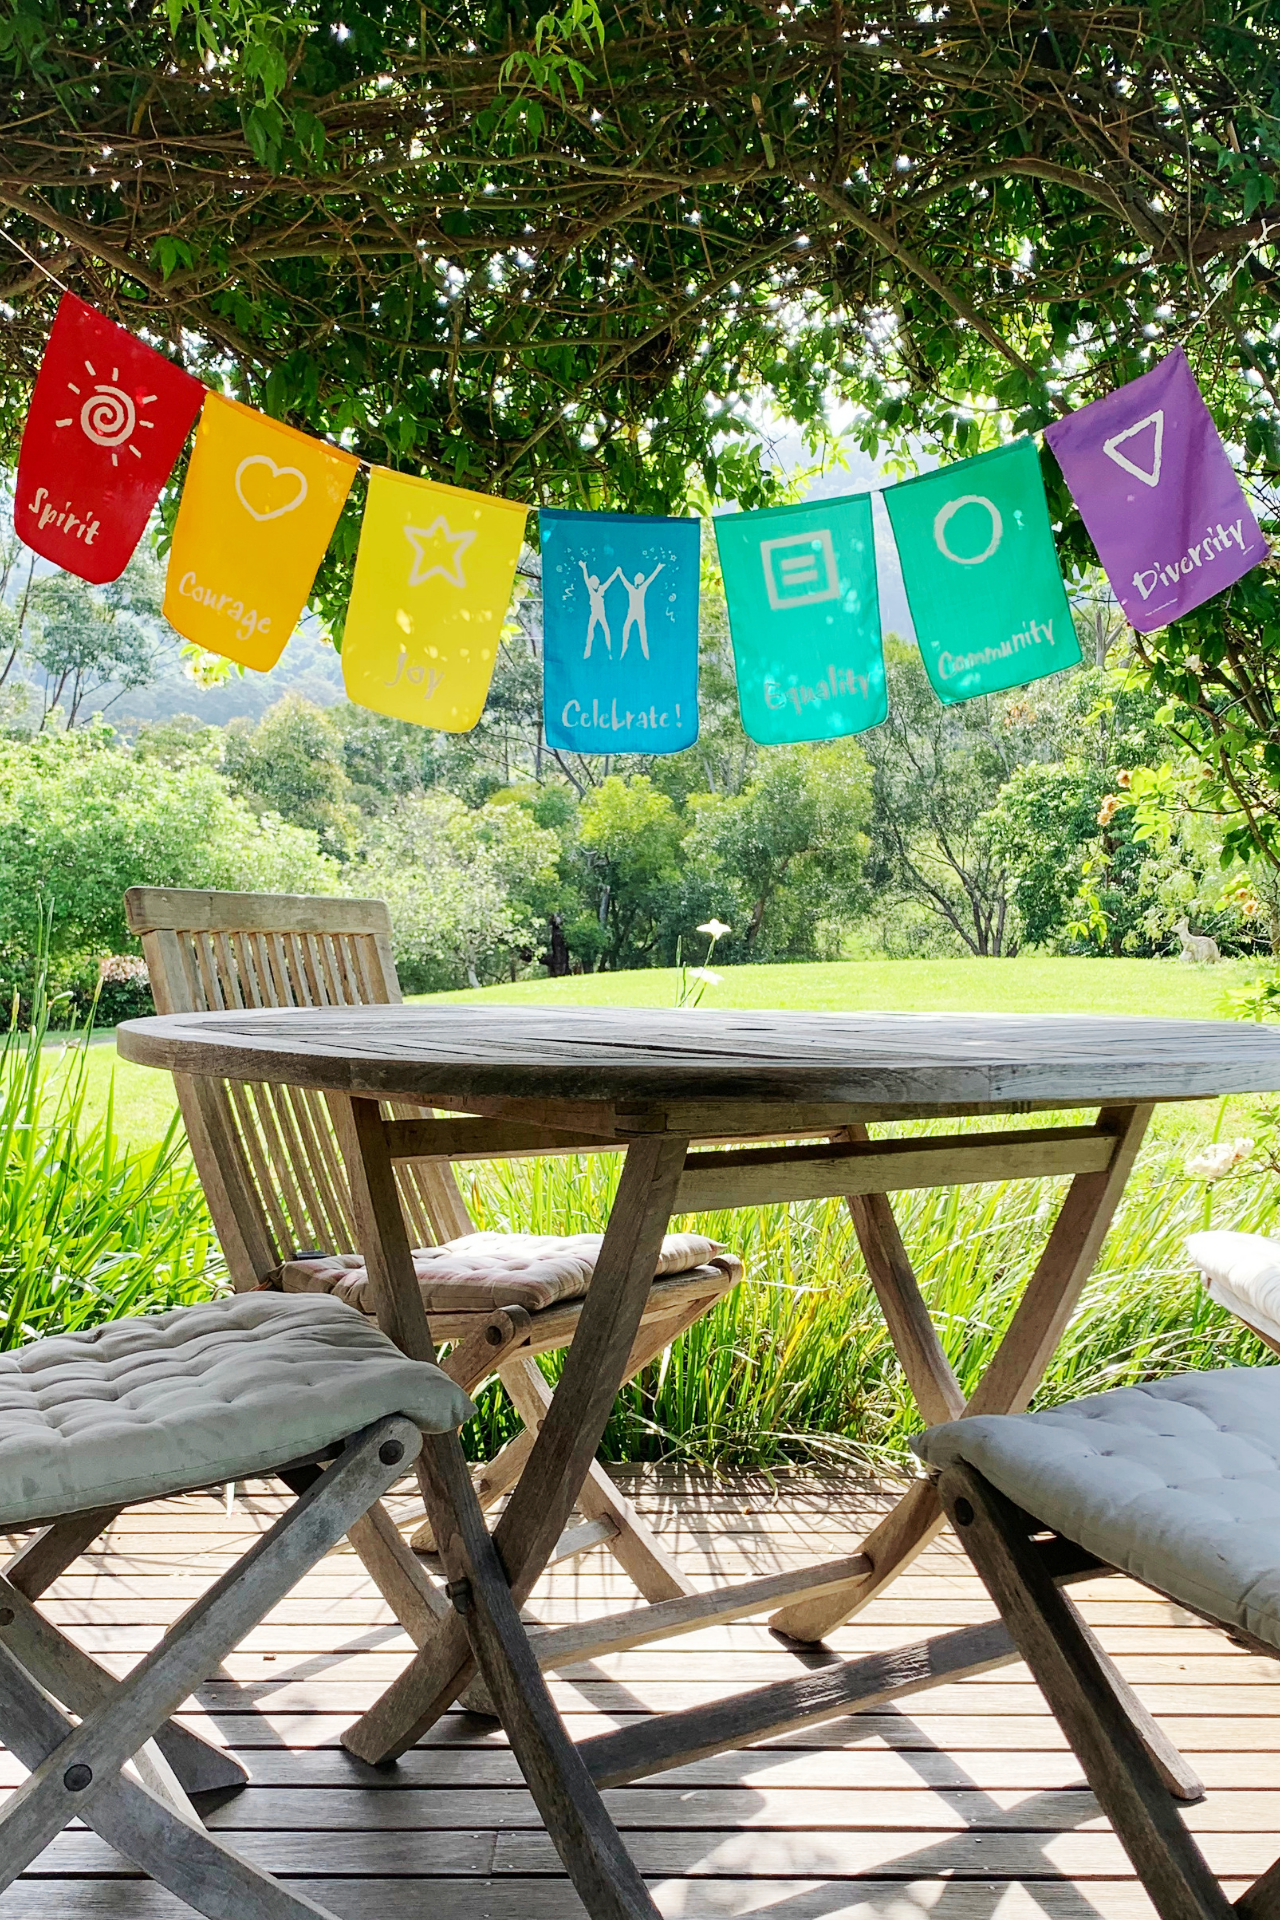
<box><xmin>1186</xmin><ymin>1230</ymin><xmax>1280</xmax><ymax>1345</ymax></box>
<box><xmin>913</xmin><ymin>1366</ymin><xmax>1280</xmax><ymax>1656</ymax></box>
<box><xmin>0</xmin><ymin>1292</ymin><xmax>475</xmax><ymax>1529</ymax></box>
<box><xmin>277</xmin><ymin>1231</ymin><xmax>733</xmax><ymax>1316</ymax></box>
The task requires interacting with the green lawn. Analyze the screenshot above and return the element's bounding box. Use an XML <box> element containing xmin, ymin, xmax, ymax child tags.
<box><xmin>417</xmin><ymin>953</ymin><xmax>1257</xmax><ymax>1018</ymax></box>
<box><xmin>67</xmin><ymin>954</ymin><xmax>1261</xmax><ymax>1148</ymax></box>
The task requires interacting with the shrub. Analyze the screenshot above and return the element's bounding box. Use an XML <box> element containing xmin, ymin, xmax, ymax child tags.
<box><xmin>0</xmin><ymin>726</ymin><xmax>338</xmax><ymax>1015</ymax></box>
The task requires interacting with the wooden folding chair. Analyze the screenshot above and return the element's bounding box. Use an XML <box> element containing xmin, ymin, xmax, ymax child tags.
<box><xmin>1187</xmin><ymin>1228</ymin><xmax>1280</xmax><ymax>1355</ymax></box>
<box><xmin>0</xmin><ymin>1288</ymin><xmax>473</xmax><ymax>1918</ymax></box>
<box><xmin>123</xmin><ymin>886</ymin><xmax>742</xmax><ymax>1630</ymax></box>
<box><xmin>916</xmin><ymin>1365</ymin><xmax>1280</xmax><ymax>1920</ymax></box>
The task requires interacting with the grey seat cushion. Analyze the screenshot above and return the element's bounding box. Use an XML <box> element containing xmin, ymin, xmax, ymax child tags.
<box><xmin>0</xmin><ymin>1292</ymin><xmax>475</xmax><ymax>1529</ymax></box>
<box><xmin>913</xmin><ymin>1366</ymin><xmax>1280</xmax><ymax>1656</ymax></box>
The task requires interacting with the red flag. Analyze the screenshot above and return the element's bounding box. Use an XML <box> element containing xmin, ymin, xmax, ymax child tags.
<box><xmin>15</xmin><ymin>293</ymin><xmax>205</xmax><ymax>584</ymax></box>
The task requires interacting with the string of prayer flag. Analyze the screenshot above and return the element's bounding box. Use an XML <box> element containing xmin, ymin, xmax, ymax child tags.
<box><xmin>1044</xmin><ymin>347</ymin><xmax>1268</xmax><ymax>633</ymax></box>
<box><xmin>540</xmin><ymin>509</ymin><xmax>700</xmax><ymax>755</ymax></box>
<box><xmin>162</xmin><ymin>393</ymin><xmax>360</xmax><ymax>671</ymax></box>
<box><xmin>16</xmin><ymin>292</ymin><xmax>205</xmax><ymax>585</ymax></box>
<box><xmin>884</xmin><ymin>438</ymin><xmax>1080</xmax><ymax>703</ymax></box>
<box><xmin>12</xmin><ymin>293</ymin><xmax>1276</xmax><ymax>740</ymax></box>
<box><xmin>714</xmin><ymin>493</ymin><xmax>886</xmax><ymax>743</ymax></box>
<box><xmin>341</xmin><ymin>467</ymin><xmax>527</xmax><ymax>730</ymax></box>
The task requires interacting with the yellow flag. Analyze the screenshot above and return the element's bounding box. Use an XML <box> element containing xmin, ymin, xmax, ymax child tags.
<box><xmin>164</xmin><ymin>393</ymin><xmax>358</xmax><ymax>671</ymax></box>
<box><xmin>341</xmin><ymin>467</ymin><xmax>527</xmax><ymax>730</ymax></box>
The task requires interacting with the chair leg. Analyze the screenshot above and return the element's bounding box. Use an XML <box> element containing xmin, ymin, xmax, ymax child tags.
<box><xmin>0</xmin><ymin>1642</ymin><xmax>341</xmax><ymax>1920</ymax></box>
<box><xmin>3</xmin><ymin>1508</ymin><xmax>250</xmax><ymax>1799</ymax></box>
<box><xmin>411</xmin><ymin>1426</ymin><xmax>536</xmax><ymax>1553</ymax></box>
<box><xmin>0</xmin><ymin>1413</ymin><xmax>422</xmax><ymax>1895</ymax></box>
<box><xmin>5</xmin><ymin>1508</ymin><xmax>123</xmax><ymax>1597</ymax></box>
<box><xmin>936</xmin><ymin>1462</ymin><xmax>1233</xmax><ymax>1920</ymax></box>
<box><xmin>431</xmin><ymin>1282</ymin><xmax>736</xmax><ymax>1587</ymax></box>
<box><xmin>500</xmin><ymin>1356</ymin><xmax>692</xmax><ymax>1602</ymax></box>
<box><xmin>1063</xmin><ymin>1593</ymin><xmax>1204</xmax><ymax>1803</ymax></box>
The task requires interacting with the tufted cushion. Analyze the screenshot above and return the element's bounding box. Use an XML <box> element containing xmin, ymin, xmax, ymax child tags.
<box><xmin>0</xmin><ymin>1292</ymin><xmax>475</xmax><ymax>1530</ymax></box>
<box><xmin>913</xmin><ymin>1366</ymin><xmax>1280</xmax><ymax>1654</ymax></box>
<box><xmin>276</xmin><ymin>1230</ymin><xmax>730</xmax><ymax>1316</ymax></box>
<box><xmin>1187</xmin><ymin>1230</ymin><xmax>1280</xmax><ymax>1346</ymax></box>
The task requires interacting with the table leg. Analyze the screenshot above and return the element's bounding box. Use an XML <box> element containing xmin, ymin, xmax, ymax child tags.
<box><xmin>345</xmin><ymin>1126</ymin><xmax>688</xmax><ymax>1761</ymax></box>
<box><xmin>769</xmin><ymin>1102</ymin><xmax>1152</xmax><ymax>1642</ymax></box>
<box><xmin>333</xmin><ymin>1096</ymin><xmax>684</xmax><ymax>1913</ymax></box>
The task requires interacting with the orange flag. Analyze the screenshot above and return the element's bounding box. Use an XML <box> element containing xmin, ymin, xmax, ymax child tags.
<box><xmin>164</xmin><ymin>394</ymin><xmax>358</xmax><ymax>670</ymax></box>
<box><xmin>341</xmin><ymin>467</ymin><xmax>527</xmax><ymax>730</ymax></box>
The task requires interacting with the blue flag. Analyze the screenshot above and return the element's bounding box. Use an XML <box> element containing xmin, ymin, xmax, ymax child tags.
<box><xmin>541</xmin><ymin>509</ymin><xmax>700</xmax><ymax>754</ymax></box>
<box><xmin>713</xmin><ymin>494</ymin><xmax>886</xmax><ymax>744</ymax></box>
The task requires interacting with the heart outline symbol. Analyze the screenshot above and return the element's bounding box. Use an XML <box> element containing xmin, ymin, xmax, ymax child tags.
<box><xmin>234</xmin><ymin>454</ymin><xmax>309</xmax><ymax>521</ymax></box>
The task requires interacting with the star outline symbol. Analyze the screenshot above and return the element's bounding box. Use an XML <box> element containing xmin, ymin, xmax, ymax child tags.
<box><xmin>404</xmin><ymin>516</ymin><xmax>476</xmax><ymax>588</ymax></box>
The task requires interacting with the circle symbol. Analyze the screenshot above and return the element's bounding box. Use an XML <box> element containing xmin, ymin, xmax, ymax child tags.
<box><xmin>933</xmin><ymin>493</ymin><xmax>1002</xmax><ymax>566</ymax></box>
<box><xmin>80</xmin><ymin>383</ymin><xmax>137</xmax><ymax>448</ymax></box>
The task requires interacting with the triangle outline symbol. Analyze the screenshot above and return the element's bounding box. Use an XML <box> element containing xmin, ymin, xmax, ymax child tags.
<box><xmin>1103</xmin><ymin>409</ymin><xmax>1164</xmax><ymax>489</ymax></box>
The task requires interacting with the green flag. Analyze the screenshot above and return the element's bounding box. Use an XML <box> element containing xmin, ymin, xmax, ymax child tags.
<box><xmin>884</xmin><ymin>438</ymin><xmax>1079</xmax><ymax>703</ymax></box>
<box><xmin>713</xmin><ymin>493</ymin><xmax>886</xmax><ymax>744</ymax></box>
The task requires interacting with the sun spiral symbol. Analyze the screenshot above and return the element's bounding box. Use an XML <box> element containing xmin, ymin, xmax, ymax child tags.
<box><xmin>80</xmin><ymin>385</ymin><xmax>136</xmax><ymax>447</ymax></box>
<box><xmin>55</xmin><ymin>359</ymin><xmax>157</xmax><ymax>467</ymax></box>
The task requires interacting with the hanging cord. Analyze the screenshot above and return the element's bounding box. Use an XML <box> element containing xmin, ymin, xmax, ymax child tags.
<box><xmin>0</xmin><ymin>228</ymin><xmax>73</xmax><ymax>295</ymax></box>
<box><xmin>0</xmin><ymin>231</ymin><xmax>382</xmax><ymax>474</ymax></box>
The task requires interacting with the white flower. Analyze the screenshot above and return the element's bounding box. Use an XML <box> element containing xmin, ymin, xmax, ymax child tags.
<box><xmin>688</xmin><ymin>967</ymin><xmax>723</xmax><ymax>986</ymax></box>
<box><xmin>697</xmin><ymin>919</ymin><xmax>731</xmax><ymax>939</ymax></box>
<box><xmin>1184</xmin><ymin>1137</ymin><xmax>1255</xmax><ymax>1181</ymax></box>
<box><xmin>1184</xmin><ymin>655</ymin><xmax>1204</xmax><ymax>675</ymax></box>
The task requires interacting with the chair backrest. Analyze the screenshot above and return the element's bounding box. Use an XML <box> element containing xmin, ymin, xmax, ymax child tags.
<box><xmin>125</xmin><ymin>887</ymin><xmax>473</xmax><ymax>1289</ymax></box>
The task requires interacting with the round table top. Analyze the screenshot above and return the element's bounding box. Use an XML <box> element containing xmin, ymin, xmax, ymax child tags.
<box><xmin>115</xmin><ymin>1002</ymin><xmax>1280</xmax><ymax>1121</ymax></box>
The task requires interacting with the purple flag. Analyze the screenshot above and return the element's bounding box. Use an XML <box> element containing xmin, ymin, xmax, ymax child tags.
<box><xmin>1045</xmin><ymin>347</ymin><xmax>1266</xmax><ymax>632</ymax></box>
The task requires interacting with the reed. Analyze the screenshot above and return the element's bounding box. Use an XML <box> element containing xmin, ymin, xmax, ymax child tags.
<box><xmin>460</xmin><ymin>1121</ymin><xmax>1276</xmax><ymax>1469</ymax></box>
<box><xmin>0</xmin><ymin>957</ymin><xmax>221</xmax><ymax>1348</ymax></box>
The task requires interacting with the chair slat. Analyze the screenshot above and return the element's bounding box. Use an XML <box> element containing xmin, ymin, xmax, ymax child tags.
<box><xmin>266</xmin><ymin>1080</ymin><xmax>335</xmax><ymax>1250</ymax></box>
<box><xmin>286</xmin><ymin>1086</ymin><xmax>358</xmax><ymax>1250</ymax></box>
<box><xmin>132</xmin><ymin>889</ymin><xmax>471</xmax><ymax>1281</ymax></box>
<box><xmin>192</xmin><ymin>935</ymin><xmax>227</xmax><ymax>1012</ymax></box>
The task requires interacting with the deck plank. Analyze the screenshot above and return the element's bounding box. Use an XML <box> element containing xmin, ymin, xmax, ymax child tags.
<box><xmin>2</xmin><ymin>1471</ymin><xmax>1275</xmax><ymax>1919</ymax></box>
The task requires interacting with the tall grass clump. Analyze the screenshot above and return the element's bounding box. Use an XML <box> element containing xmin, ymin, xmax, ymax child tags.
<box><xmin>0</xmin><ymin>954</ymin><xmax>221</xmax><ymax>1346</ymax></box>
<box><xmin>459</xmin><ymin>1118</ymin><xmax>1277</xmax><ymax>1473</ymax></box>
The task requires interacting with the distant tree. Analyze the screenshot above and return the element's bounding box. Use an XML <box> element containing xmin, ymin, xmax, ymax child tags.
<box><xmin>224</xmin><ymin>695</ymin><xmax>359</xmax><ymax>857</ymax></box>
<box><xmin>982</xmin><ymin>672</ymin><xmax>1173</xmax><ymax>954</ymax></box>
<box><xmin>24</xmin><ymin>556</ymin><xmax>167</xmax><ymax>728</ymax></box>
<box><xmin>575</xmin><ymin>775</ymin><xmax>683</xmax><ymax>969</ymax></box>
<box><xmin>357</xmin><ymin>792</ymin><xmax>561</xmax><ymax>989</ymax></box>
<box><xmin>131</xmin><ymin>714</ymin><xmax>224</xmax><ymax>768</ymax></box>
<box><xmin>683</xmin><ymin>741</ymin><xmax>872</xmax><ymax>960</ymax></box>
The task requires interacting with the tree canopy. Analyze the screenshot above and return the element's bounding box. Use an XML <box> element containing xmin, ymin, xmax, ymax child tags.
<box><xmin>3</xmin><ymin>0</ymin><xmax>1280</xmax><ymax>862</ymax></box>
<box><xmin>1</xmin><ymin>0</ymin><xmax>1276</xmax><ymax>528</ymax></box>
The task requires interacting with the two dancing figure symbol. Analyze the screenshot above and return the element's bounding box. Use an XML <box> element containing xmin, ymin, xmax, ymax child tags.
<box><xmin>580</xmin><ymin>559</ymin><xmax>665</xmax><ymax>660</ymax></box>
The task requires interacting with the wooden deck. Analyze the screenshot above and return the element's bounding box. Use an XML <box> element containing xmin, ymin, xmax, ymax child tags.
<box><xmin>2</xmin><ymin>1471</ymin><xmax>1274</xmax><ymax>1918</ymax></box>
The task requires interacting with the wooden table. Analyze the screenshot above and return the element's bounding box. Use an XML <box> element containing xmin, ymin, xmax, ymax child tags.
<box><xmin>117</xmin><ymin>1003</ymin><xmax>1280</xmax><ymax>1920</ymax></box>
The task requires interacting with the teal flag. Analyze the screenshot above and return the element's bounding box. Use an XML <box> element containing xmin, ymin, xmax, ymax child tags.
<box><xmin>713</xmin><ymin>494</ymin><xmax>886</xmax><ymax>744</ymax></box>
<box><xmin>884</xmin><ymin>438</ymin><xmax>1079</xmax><ymax>703</ymax></box>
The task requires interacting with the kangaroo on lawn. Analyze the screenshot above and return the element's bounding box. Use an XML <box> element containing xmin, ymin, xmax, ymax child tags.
<box><xmin>1173</xmin><ymin>918</ymin><xmax>1221</xmax><ymax>964</ymax></box>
